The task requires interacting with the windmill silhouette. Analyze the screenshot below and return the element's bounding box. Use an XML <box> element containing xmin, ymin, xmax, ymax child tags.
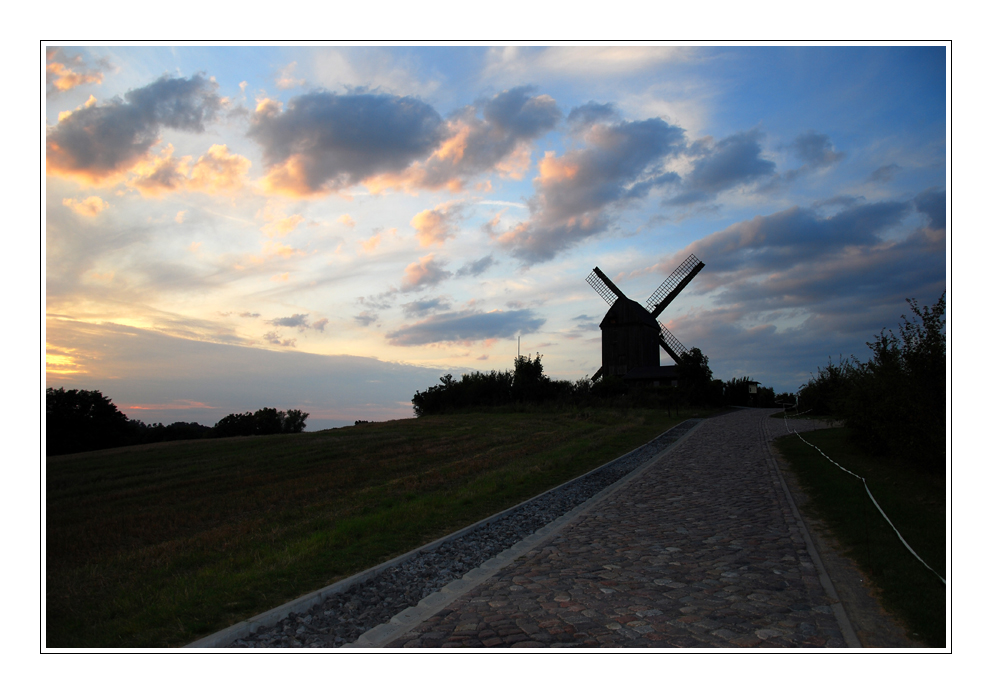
<box><xmin>586</xmin><ymin>254</ymin><xmax>705</xmax><ymax>380</ymax></box>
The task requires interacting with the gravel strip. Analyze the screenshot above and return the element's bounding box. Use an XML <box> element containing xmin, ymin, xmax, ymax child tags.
<box><xmin>231</xmin><ymin>418</ymin><xmax>701</xmax><ymax>648</ymax></box>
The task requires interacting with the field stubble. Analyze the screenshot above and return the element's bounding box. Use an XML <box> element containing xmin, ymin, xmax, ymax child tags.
<box><xmin>47</xmin><ymin>407</ymin><xmax>706</xmax><ymax>647</ymax></box>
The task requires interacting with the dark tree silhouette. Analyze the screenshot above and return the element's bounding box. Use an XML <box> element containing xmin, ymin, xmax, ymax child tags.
<box><xmin>677</xmin><ymin>347</ymin><xmax>718</xmax><ymax>406</ymax></box>
<box><xmin>46</xmin><ymin>387</ymin><xmax>132</xmax><ymax>455</ymax></box>
<box><xmin>212</xmin><ymin>407</ymin><xmax>310</xmax><ymax>438</ymax></box>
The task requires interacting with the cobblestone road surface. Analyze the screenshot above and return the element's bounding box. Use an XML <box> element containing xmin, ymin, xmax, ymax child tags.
<box><xmin>386</xmin><ymin>409</ymin><xmax>848</xmax><ymax>648</ymax></box>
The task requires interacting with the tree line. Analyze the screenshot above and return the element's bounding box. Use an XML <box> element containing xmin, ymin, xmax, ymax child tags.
<box><xmin>45</xmin><ymin>388</ymin><xmax>308</xmax><ymax>456</ymax></box>
<box><xmin>796</xmin><ymin>293</ymin><xmax>945</xmax><ymax>473</ymax></box>
<box><xmin>412</xmin><ymin>350</ymin><xmax>784</xmax><ymax>417</ymax></box>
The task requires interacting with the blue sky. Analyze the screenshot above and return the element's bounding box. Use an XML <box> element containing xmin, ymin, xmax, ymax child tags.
<box><xmin>44</xmin><ymin>44</ymin><xmax>947</xmax><ymax>430</ymax></box>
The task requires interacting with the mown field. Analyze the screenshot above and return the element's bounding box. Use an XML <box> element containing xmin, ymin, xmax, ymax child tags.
<box><xmin>774</xmin><ymin>427</ymin><xmax>946</xmax><ymax>647</ymax></box>
<box><xmin>46</xmin><ymin>407</ymin><xmax>709</xmax><ymax>648</ymax></box>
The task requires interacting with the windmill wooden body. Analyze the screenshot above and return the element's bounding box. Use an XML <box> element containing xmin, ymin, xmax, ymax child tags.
<box><xmin>586</xmin><ymin>254</ymin><xmax>704</xmax><ymax>381</ymax></box>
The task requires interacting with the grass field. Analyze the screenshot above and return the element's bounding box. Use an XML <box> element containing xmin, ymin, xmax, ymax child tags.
<box><xmin>46</xmin><ymin>407</ymin><xmax>709</xmax><ymax>648</ymax></box>
<box><xmin>773</xmin><ymin>426</ymin><xmax>946</xmax><ymax>647</ymax></box>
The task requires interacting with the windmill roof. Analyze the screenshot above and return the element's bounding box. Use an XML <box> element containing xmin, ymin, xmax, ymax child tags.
<box><xmin>600</xmin><ymin>297</ymin><xmax>658</xmax><ymax>329</ymax></box>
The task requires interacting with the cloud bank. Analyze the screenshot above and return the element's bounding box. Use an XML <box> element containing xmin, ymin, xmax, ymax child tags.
<box><xmin>386</xmin><ymin>309</ymin><xmax>545</xmax><ymax>346</ymax></box>
<box><xmin>47</xmin><ymin>74</ymin><xmax>224</xmax><ymax>185</ymax></box>
<box><xmin>498</xmin><ymin>109</ymin><xmax>685</xmax><ymax>262</ymax></box>
<box><xmin>248</xmin><ymin>90</ymin><xmax>445</xmax><ymax>196</ymax></box>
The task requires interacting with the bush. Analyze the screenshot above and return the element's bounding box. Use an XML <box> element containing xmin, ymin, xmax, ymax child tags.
<box><xmin>798</xmin><ymin>294</ymin><xmax>945</xmax><ymax>472</ymax></box>
<box><xmin>412</xmin><ymin>355</ymin><xmax>584</xmax><ymax>416</ymax></box>
<box><xmin>844</xmin><ymin>294</ymin><xmax>945</xmax><ymax>471</ymax></box>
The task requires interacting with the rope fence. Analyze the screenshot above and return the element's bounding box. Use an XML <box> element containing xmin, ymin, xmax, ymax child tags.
<box><xmin>781</xmin><ymin>404</ymin><xmax>945</xmax><ymax>585</ymax></box>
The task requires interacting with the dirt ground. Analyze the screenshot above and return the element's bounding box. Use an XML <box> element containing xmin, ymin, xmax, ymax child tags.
<box><xmin>773</xmin><ymin>444</ymin><xmax>926</xmax><ymax>648</ymax></box>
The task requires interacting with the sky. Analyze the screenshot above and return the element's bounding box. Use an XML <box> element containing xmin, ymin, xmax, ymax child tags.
<box><xmin>43</xmin><ymin>44</ymin><xmax>947</xmax><ymax>430</ymax></box>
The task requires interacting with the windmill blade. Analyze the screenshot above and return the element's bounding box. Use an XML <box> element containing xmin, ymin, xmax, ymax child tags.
<box><xmin>658</xmin><ymin>323</ymin><xmax>690</xmax><ymax>365</ymax></box>
<box><xmin>646</xmin><ymin>254</ymin><xmax>705</xmax><ymax>318</ymax></box>
<box><xmin>586</xmin><ymin>267</ymin><xmax>626</xmax><ymax>306</ymax></box>
<box><xmin>591</xmin><ymin>366</ymin><xmax>604</xmax><ymax>381</ymax></box>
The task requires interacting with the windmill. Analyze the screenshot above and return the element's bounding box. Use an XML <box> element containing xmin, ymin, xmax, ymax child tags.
<box><xmin>586</xmin><ymin>254</ymin><xmax>705</xmax><ymax>381</ymax></box>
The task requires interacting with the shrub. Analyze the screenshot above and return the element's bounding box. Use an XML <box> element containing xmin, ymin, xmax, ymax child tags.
<box><xmin>798</xmin><ymin>294</ymin><xmax>945</xmax><ymax>472</ymax></box>
<box><xmin>844</xmin><ymin>294</ymin><xmax>945</xmax><ymax>471</ymax></box>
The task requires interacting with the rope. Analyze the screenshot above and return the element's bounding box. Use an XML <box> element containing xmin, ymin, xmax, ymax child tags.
<box><xmin>782</xmin><ymin>410</ymin><xmax>945</xmax><ymax>585</ymax></box>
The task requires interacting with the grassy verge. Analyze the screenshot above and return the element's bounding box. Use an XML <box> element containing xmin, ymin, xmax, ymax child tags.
<box><xmin>773</xmin><ymin>427</ymin><xmax>946</xmax><ymax>646</ymax></box>
<box><xmin>47</xmin><ymin>407</ymin><xmax>710</xmax><ymax>647</ymax></box>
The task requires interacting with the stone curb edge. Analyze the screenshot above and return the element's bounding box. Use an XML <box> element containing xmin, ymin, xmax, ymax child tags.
<box><xmin>350</xmin><ymin>419</ymin><xmax>705</xmax><ymax>648</ymax></box>
<box><xmin>185</xmin><ymin>419</ymin><xmax>703</xmax><ymax>648</ymax></box>
<box><xmin>761</xmin><ymin>416</ymin><xmax>862</xmax><ymax>649</ymax></box>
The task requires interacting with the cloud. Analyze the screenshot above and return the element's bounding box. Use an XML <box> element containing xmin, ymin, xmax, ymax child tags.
<box><xmin>187</xmin><ymin>144</ymin><xmax>251</xmax><ymax>194</ymax></box>
<box><xmin>268</xmin><ymin>313</ymin><xmax>310</xmax><ymax>331</ymax></box>
<box><xmin>337</xmin><ymin>214</ymin><xmax>356</xmax><ymax>227</ymax></box>
<box><xmin>275</xmin><ymin>61</ymin><xmax>306</xmax><ymax>89</ymax></box>
<box><xmin>765</xmin><ymin>131</ymin><xmax>846</xmax><ymax>186</ymax></box>
<box><xmin>682</xmin><ymin>200</ymin><xmax>915</xmax><ymax>281</ymax></box>
<box><xmin>365</xmin><ymin>86</ymin><xmax>561</xmax><ymax>192</ymax></box>
<box><xmin>84</xmin><ymin>142</ymin><xmax>250</xmax><ymax>198</ymax></box>
<box><xmin>789</xmin><ymin>131</ymin><xmax>844</xmax><ymax>169</ymax></box>
<box><xmin>571</xmin><ymin>314</ymin><xmax>601</xmax><ymax>332</ymax></box>
<box><xmin>360</xmin><ymin>229</ymin><xmax>394</xmax><ymax>253</ymax></box>
<box><xmin>869</xmin><ymin>164</ymin><xmax>901</xmax><ymax>183</ymax></box>
<box><xmin>130</xmin><ymin>145</ymin><xmax>191</xmax><ymax>196</ymax></box>
<box><xmin>263</xmin><ymin>331</ymin><xmax>297</xmax><ymax>347</ymax></box>
<box><xmin>385</xmin><ymin>308</ymin><xmax>545</xmax><ymax>346</ymax></box>
<box><xmin>310</xmin><ymin>47</ymin><xmax>441</xmax><ymax>100</ymax></box>
<box><xmin>411</xmin><ymin>203</ymin><xmax>460</xmax><ymax>247</ymax></box>
<box><xmin>239</xmin><ymin>312</ymin><xmax>260</xmax><ymax>318</ymax></box>
<box><xmin>262</xmin><ymin>213</ymin><xmax>304</xmax><ymax>238</ymax></box>
<box><xmin>354</xmin><ymin>310</ymin><xmax>379</xmax><ymax>326</ymax></box>
<box><xmin>566</xmin><ymin>102</ymin><xmax>619</xmax><ymax>129</ymax></box>
<box><xmin>649</xmin><ymin>198</ymin><xmax>938</xmax><ymax>335</ymax></box>
<box><xmin>456</xmin><ymin>255</ymin><xmax>495</xmax><ymax>277</ymax></box>
<box><xmin>914</xmin><ymin>188</ymin><xmax>945</xmax><ymax>231</ymax></box>
<box><xmin>670</xmin><ymin>129</ymin><xmax>776</xmax><ymax>204</ymax></box>
<box><xmin>46</xmin><ymin>48</ymin><xmax>107</xmax><ymax>94</ymax></box>
<box><xmin>483</xmin><ymin>46</ymin><xmax>693</xmax><ymax>80</ymax></box>
<box><xmin>400</xmin><ymin>253</ymin><xmax>452</xmax><ymax>291</ymax></box>
<box><xmin>62</xmin><ymin>196</ymin><xmax>108</xmax><ymax>217</ymax></box>
<box><xmin>312</xmin><ymin>318</ymin><xmax>328</xmax><ymax>332</ymax></box>
<box><xmin>248</xmin><ymin>90</ymin><xmax>445</xmax><ymax>196</ymax></box>
<box><xmin>47</xmin><ymin>73</ymin><xmax>223</xmax><ymax>185</ymax></box>
<box><xmin>358</xmin><ymin>292</ymin><xmax>395</xmax><ymax>312</ymax></box>
<box><xmin>497</xmin><ymin>113</ymin><xmax>685</xmax><ymax>263</ymax></box>
<box><xmin>401</xmin><ymin>297</ymin><xmax>452</xmax><ymax>317</ymax></box>
<box><xmin>57</xmin><ymin>94</ymin><xmax>98</xmax><ymax>123</ymax></box>
<box><xmin>637</xmin><ymin>195</ymin><xmax>945</xmax><ymax>389</ymax></box>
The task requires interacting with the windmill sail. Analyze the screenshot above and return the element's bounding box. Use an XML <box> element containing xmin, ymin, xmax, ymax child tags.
<box><xmin>658</xmin><ymin>323</ymin><xmax>690</xmax><ymax>365</ymax></box>
<box><xmin>586</xmin><ymin>267</ymin><xmax>626</xmax><ymax>306</ymax></box>
<box><xmin>646</xmin><ymin>254</ymin><xmax>705</xmax><ymax>318</ymax></box>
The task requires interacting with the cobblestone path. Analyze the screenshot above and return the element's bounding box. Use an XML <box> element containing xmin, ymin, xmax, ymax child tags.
<box><xmin>386</xmin><ymin>409</ymin><xmax>849</xmax><ymax>648</ymax></box>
